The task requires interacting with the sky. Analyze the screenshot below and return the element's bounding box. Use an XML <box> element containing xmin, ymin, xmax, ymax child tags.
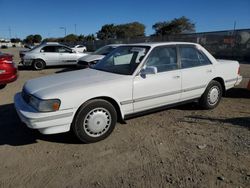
<box><xmin>0</xmin><ymin>0</ymin><xmax>250</xmax><ymax>39</ymax></box>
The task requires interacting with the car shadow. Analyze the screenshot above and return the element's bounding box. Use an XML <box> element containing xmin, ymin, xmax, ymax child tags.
<box><xmin>55</xmin><ymin>67</ymin><xmax>80</xmax><ymax>74</ymax></box>
<box><xmin>182</xmin><ymin>115</ymin><xmax>250</xmax><ymax>130</ymax></box>
<box><xmin>225</xmin><ymin>88</ymin><xmax>250</xmax><ymax>99</ymax></box>
<box><xmin>17</xmin><ymin>65</ymin><xmax>33</xmax><ymax>71</ymax></box>
<box><xmin>0</xmin><ymin>103</ymin><xmax>82</xmax><ymax>146</ymax></box>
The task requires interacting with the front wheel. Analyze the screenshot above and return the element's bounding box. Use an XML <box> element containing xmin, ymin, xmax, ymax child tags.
<box><xmin>33</xmin><ymin>59</ymin><xmax>46</xmax><ymax>70</ymax></box>
<box><xmin>72</xmin><ymin>99</ymin><xmax>117</xmax><ymax>143</ymax></box>
<box><xmin>199</xmin><ymin>80</ymin><xmax>222</xmax><ymax>109</ymax></box>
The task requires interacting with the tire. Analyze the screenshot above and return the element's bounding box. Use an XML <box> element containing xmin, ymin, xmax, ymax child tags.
<box><xmin>0</xmin><ymin>84</ymin><xmax>6</xmax><ymax>89</ymax></box>
<box><xmin>33</xmin><ymin>59</ymin><xmax>45</xmax><ymax>70</ymax></box>
<box><xmin>72</xmin><ymin>99</ymin><xmax>117</xmax><ymax>143</ymax></box>
<box><xmin>199</xmin><ymin>80</ymin><xmax>222</xmax><ymax>109</ymax></box>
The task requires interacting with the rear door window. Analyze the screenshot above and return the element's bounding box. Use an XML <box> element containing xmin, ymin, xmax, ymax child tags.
<box><xmin>179</xmin><ymin>46</ymin><xmax>211</xmax><ymax>68</ymax></box>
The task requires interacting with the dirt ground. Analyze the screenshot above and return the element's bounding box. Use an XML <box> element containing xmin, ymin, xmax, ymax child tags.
<box><xmin>0</xmin><ymin>48</ymin><xmax>249</xmax><ymax>188</ymax></box>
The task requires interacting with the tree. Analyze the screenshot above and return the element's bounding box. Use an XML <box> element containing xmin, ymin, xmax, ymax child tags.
<box><xmin>63</xmin><ymin>34</ymin><xmax>78</xmax><ymax>42</ymax></box>
<box><xmin>10</xmin><ymin>38</ymin><xmax>22</xmax><ymax>43</ymax></box>
<box><xmin>152</xmin><ymin>16</ymin><xmax>195</xmax><ymax>36</ymax></box>
<box><xmin>78</xmin><ymin>34</ymin><xmax>85</xmax><ymax>41</ymax></box>
<box><xmin>33</xmin><ymin>34</ymin><xmax>42</xmax><ymax>43</ymax></box>
<box><xmin>96</xmin><ymin>22</ymin><xmax>145</xmax><ymax>40</ymax></box>
<box><xmin>116</xmin><ymin>22</ymin><xmax>145</xmax><ymax>39</ymax></box>
<box><xmin>23</xmin><ymin>35</ymin><xmax>34</xmax><ymax>44</ymax></box>
<box><xmin>97</xmin><ymin>24</ymin><xmax>117</xmax><ymax>40</ymax></box>
<box><xmin>85</xmin><ymin>34</ymin><xmax>96</xmax><ymax>41</ymax></box>
<box><xmin>23</xmin><ymin>34</ymin><xmax>42</xmax><ymax>44</ymax></box>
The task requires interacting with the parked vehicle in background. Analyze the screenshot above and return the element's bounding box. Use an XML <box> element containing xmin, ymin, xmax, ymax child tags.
<box><xmin>71</xmin><ymin>45</ymin><xmax>87</xmax><ymax>53</ymax></box>
<box><xmin>24</xmin><ymin>44</ymin><xmax>35</xmax><ymax>49</ymax></box>
<box><xmin>77</xmin><ymin>44</ymin><xmax>123</xmax><ymax>68</ymax></box>
<box><xmin>20</xmin><ymin>42</ymin><xmax>87</xmax><ymax>70</ymax></box>
<box><xmin>14</xmin><ymin>42</ymin><xmax>242</xmax><ymax>143</ymax></box>
<box><xmin>1</xmin><ymin>45</ymin><xmax>8</xmax><ymax>49</ymax></box>
<box><xmin>0</xmin><ymin>51</ymin><xmax>18</xmax><ymax>89</ymax></box>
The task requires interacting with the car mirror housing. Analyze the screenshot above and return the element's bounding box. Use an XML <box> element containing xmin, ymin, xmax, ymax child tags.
<box><xmin>140</xmin><ymin>66</ymin><xmax>157</xmax><ymax>76</ymax></box>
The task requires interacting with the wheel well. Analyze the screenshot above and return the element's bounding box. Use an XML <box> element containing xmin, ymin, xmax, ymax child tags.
<box><xmin>92</xmin><ymin>97</ymin><xmax>123</xmax><ymax>122</ymax></box>
<box><xmin>212</xmin><ymin>77</ymin><xmax>226</xmax><ymax>96</ymax></box>
<box><xmin>73</xmin><ymin>97</ymin><xmax>123</xmax><ymax>124</ymax></box>
<box><xmin>33</xmin><ymin>58</ymin><xmax>46</xmax><ymax>65</ymax></box>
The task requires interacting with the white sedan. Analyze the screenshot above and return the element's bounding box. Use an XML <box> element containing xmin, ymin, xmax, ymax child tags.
<box><xmin>71</xmin><ymin>45</ymin><xmax>87</xmax><ymax>53</ymax></box>
<box><xmin>14</xmin><ymin>42</ymin><xmax>242</xmax><ymax>143</ymax></box>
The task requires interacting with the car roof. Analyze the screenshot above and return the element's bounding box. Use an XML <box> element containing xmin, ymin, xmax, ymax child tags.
<box><xmin>122</xmin><ymin>42</ymin><xmax>199</xmax><ymax>48</ymax></box>
<box><xmin>40</xmin><ymin>43</ymin><xmax>70</xmax><ymax>48</ymax></box>
<box><xmin>106</xmin><ymin>44</ymin><xmax>125</xmax><ymax>47</ymax></box>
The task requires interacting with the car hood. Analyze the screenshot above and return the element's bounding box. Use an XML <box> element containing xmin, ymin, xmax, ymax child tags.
<box><xmin>78</xmin><ymin>54</ymin><xmax>105</xmax><ymax>62</ymax></box>
<box><xmin>24</xmin><ymin>68</ymin><xmax>125</xmax><ymax>99</ymax></box>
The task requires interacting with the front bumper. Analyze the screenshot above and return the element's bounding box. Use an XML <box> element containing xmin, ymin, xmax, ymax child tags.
<box><xmin>14</xmin><ymin>93</ymin><xmax>75</xmax><ymax>134</ymax></box>
<box><xmin>21</xmin><ymin>59</ymin><xmax>33</xmax><ymax>66</ymax></box>
<box><xmin>76</xmin><ymin>61</ymin><xmax>89</xmax><ymax>69</ymax></box>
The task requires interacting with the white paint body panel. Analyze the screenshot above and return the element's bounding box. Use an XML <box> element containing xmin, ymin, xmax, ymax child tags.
<box><xmin>14</xmin><ymin>42</ymin><xmax>242</xmax><ymax>134</ymax></box>
<box><xmin>133</xmin><ymin>70</ymin><xmax>181</xmax><ymax>112</ymax></box>
<box><xmin>71</xmin><ymin>45</ymin><xmax>87</xmax><ymax>53</ymax></box>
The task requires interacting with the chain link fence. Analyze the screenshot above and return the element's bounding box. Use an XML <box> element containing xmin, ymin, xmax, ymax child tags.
<box><xmin>81</xmin><ymin>29</ymin><xmax>250</xmax><ymax>61</ymax></box>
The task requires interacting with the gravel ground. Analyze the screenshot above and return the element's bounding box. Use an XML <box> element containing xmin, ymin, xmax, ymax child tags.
<box><xmin>0</xmin><ymin>48</ymin><xmax>249</xmax><ymax>188</ymax></box>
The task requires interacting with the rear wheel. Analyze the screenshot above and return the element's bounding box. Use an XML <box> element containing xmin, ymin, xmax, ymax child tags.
<box><xmin>33</xmin><ymin>59</ymin><xmax>45</xmax><ymax>70</ymax></box>
<box><xmin>72</xmin><ymin>99</ymin><xmax>117</xmax><ymax>143</ymax></box>
<box><xmin>199</xmin><ymin>80</ymin><xmax>222</xmax><ymax>109</ymax></box>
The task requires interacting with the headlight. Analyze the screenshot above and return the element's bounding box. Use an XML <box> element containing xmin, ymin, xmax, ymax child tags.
<box><xmin>29</xmin><ymin>95</ymin><xmax>61</xmax><ymax>112</ymax></box>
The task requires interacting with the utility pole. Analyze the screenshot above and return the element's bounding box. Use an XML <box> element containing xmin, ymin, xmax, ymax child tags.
<box><xmin>233</xmin><ymin>21</ymin><xmax>236</xmax><ymax>31</ymax></box>
<box><xmin>74</xmin><ymin>24</ymin><xmax>77</xmax><ymax>35</ymax></box>
<box><xmin>59</xmin><ymin>27</ymin><xmax>67</xmax><ymax>36</ymax></box>
<box><xmin>8</xmin><ymin>26</ymin><xmax>12</xmax><ymax>39</ymax></box>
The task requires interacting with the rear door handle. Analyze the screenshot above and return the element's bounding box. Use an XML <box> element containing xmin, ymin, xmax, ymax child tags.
<box><xmin>206</xmin><ymin>69</ymin><xmax>212</xmax><ymax>73</ymax></box>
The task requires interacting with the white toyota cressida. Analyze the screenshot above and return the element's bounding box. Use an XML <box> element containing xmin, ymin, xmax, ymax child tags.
<box><xmin>14</xmin><ymin>42</ymin><xmax>242</xmax><ymax>143</ymax></box>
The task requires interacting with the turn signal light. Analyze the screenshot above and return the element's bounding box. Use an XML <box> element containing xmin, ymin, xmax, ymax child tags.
<box><xmin>52</xmin><ymin>102</ymin><xmax>60</xmax><ymax>111</ymax></box>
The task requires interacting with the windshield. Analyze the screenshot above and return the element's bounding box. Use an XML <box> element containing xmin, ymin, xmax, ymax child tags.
<box><xmin>93</xmin><ymin>45</ymin><xmax>117</xmax><ymax>55</ymax></box>
<box><xmin>92</xmin><ymin>46</ymin><xmax>150</xmax><ymax>75</ymax></box>
<box><xmin>27</xmin><ymin>44</ymin><xmax>40</xmax><ymax>52</ymax></box>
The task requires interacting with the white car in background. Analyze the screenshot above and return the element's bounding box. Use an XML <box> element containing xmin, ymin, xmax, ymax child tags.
<box><xmin>20</xmin><ymin>42</ymin><xmax>87</xmax><ymax>70</ymax></box>
<box><xmin>14</xmin><ymin>42</ymin><xmax>242</xmax><ymax>143</ymax></box>
<box><xmin>71</xmin><ymin>45</ymin><xmax>87</xmax><ymax>53</ymax></box>
<box><xmin>77</xmin><ymin>44</ymin><xmax>123</xmax><ymax>68</ymax></box>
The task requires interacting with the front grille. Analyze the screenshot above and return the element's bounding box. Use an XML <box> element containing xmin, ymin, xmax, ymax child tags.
<box><xmin>22</xmin><ymin>89</ymin><xmax>31</xmax><ymax>104</ymax></box>
<box><xmin>78</xmin><ymin>60</ymin><xmax>89</xmax><ymax>66</ymax></box>
<box><xmin>19</xmin><ymin>53</ymin><xmax>25</xmax><ymax>58</ymax></box>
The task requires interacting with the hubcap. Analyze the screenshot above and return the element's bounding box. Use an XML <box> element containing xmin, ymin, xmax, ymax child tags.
<box><xmin>208</xmin><ymin>86</ymin><xmax>220</xmax><ymax>105</ymax></box>
<box><xmin>83</xmin><ymin>108</ymin><xmax>111</xmax><ymax>137</ymax></box>
<box><xmin>35</xmin><ymin>62</ymin><xmax>43</xmax><ymax>69</ymax></box>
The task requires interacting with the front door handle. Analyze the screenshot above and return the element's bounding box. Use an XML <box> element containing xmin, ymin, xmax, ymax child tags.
<box><xmin>206</xmin><ymin>69</ymin><xmax>212</xmax><ymax>73</ymax></box>
<box><xmin>173</xmin><ymin>75</ymin><xmax>180</xmax><ymax>79</ymax></box>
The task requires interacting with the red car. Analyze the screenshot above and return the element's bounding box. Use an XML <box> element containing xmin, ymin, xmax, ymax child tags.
<box><xmin>0</xmin><ymin>51</ymin><xmax>18</xmax><ymax>89</ymax></box>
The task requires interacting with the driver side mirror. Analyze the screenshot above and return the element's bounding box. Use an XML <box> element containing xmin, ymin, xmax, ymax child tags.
<box><xmin>71</xmin><ymin>49</ymin><xmax>76</xmax><ymax>53</ymax></box>
<box><xmin>140</xmin><ymin>66</ymin><xmax>157</xmax><ymax>76</ymax></box>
